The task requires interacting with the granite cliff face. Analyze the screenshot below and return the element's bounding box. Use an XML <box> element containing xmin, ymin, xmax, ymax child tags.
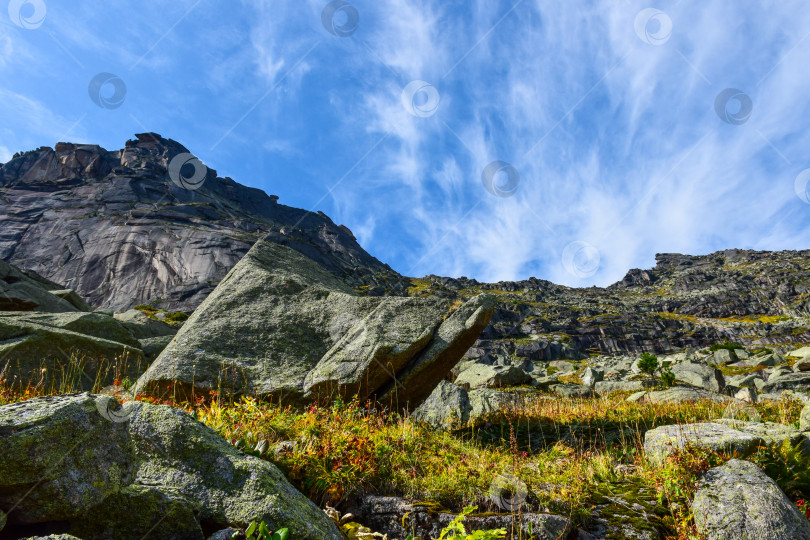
<box><xmin>0</xmin><ymin>133</ymin><xmax>402</xmax><ymax>311</ymax></box>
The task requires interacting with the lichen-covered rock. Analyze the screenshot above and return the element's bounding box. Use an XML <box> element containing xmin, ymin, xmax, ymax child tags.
<box><xmin>114</xmin><ymin>309</ymin><xmax>177</xmax><ymax>339</ymax></box>
<box><xmin>382</xmin><ymin>293</ymin><xmax>496</xmax><ymax>408</ymax></box>
<box><xmin>138</xmin><ymin>334</ymin><xmax>176</xmax><ymax>361</ymax></box>
<box><xmin>347</xmin><ymin>495</ymin><xmax>573</xmax><ymax>540</ymax></box>
<box><xmin>712</xmin><ymin>349</ymin><xmax>738</xmax><ymax>365</ymax></box>
<box><xmin>727</xmin><ymin>372</ymin><xmax>763</xmax><ymax>388</ymax></box>
<box><xmin>71</xmin><ymin>485</ymin><xmax>204</xmax><ymax>540</ymax></box>
<box><xmin>636</xmin><ymin>387</ymin><xmax>730</xmax><ymax>404</ymax></box>
<box><xmin>411</xmin><ymin>381</ymin><xmax>521</xmax><ymax>428</ymax></box>
<box><xmin>0</xmin><ymin>394</ymin><xmax>134</xmax><ymax>523</ymax></box>
<box><xmin>692</xmin><ymin>459</ymin><xmax>810</xmax><ymax>540</ymax></box>
<box><xmin>587</xmin><ymin>480</ymin><xmax>670</xmax><ymax>540</ymax></box>
<box><xmin>644</xmin><ymin>423</ymin><xmax>763</xmax><ymax>464</ymax></box>
<box><xmin>715</xmin><ymin>419</ymin><xmax>810</xmax><ymax>452</ymax></box>
<box><xmin>0</xmin><ymin>394</ymin><xmax>341</xmax><ymax>540</ymax></box>
<box><xmin>134</xmin><ymin>240</ymin><xmax>494</xmax><ymax>410</ymax></box>
<box><xmin>551</xmin><ymin>383</ymin><xmax>593</xmax><ymax>398</ymax></box>
<box><xmin>0</xmin><ymin>313</ymin><xmax>145</xmax><ymax>390</ymax></box>
<box><xmin>761</xmin><ymin>372</ymin><xmax>810</xmax><ymax>394</ymax></box>
<box><xmin>759</xmin><ymin>390</ymin><xmax>810</xmax><ymax>403</ymax></box>
<box><xmin>411</xmin><ymin>380</ymin><xmax>471</xmax><ymax>428</ymax></box>
<box><xmin>581</xmin><ymin>366</ymin><xmax>603</xmax><ymax>387</ymax></box>
<box><xmin>789</xmin><ymin>346</ymin><xmax>810</xmax><ymax>359</ymax></box>
<box><xmin>304</xmin><ymin>297</ymin><xmax>445</xmax><ymax>399</ymax></box>
<box><xmin>670</xmin><ymin>361</ymin><xmax>725</xmax><ymax>393</ymax></box>
<box><xmin>453</xmin><ymin>364</ymin><xmax>531</xmax><ymax>389</ymax></box>
<box><xmin>594</xmin><ymin>380</ymin><xmax>658</xmax><ymax>396</ymax></box>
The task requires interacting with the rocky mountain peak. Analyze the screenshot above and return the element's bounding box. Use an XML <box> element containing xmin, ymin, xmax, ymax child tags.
<box><xmin>0</xmin><ymin>134</ymin><xmax>403</xmax><ymax>311</ymax></box>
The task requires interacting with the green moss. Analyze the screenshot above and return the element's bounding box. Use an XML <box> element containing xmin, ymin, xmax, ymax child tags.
<box><xmin>588</xmin><ymin>480</ymin><xmax>673</xmax><ymax>539</ymax></box>
<box><xmin>163</xmin><ymin>312</ymin><xmax>189</xmax><ymax>324</ymax></box>
<box><xmin>720</xmin><ymin>364</ymin><xmax>767</xmax><ymax>376</ymax></box>
<box><xmin>708</xmin><ymin>341</ymin><xmax>745</xmax><ymax>352</ymax></box>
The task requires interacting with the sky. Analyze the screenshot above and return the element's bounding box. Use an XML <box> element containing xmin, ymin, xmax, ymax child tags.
<box><xmin>2</xmin><ymin>1</ymin><xmax>810</xmax><ymax>287</ymax></box>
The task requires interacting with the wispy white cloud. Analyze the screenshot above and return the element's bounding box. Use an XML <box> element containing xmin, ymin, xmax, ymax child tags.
<box><xmin>334</xmin><ymin>1</ymin><xmax>810</xmax><ymax>287</ymax></box>
<box><xmin>3</xmin><ymin>0</ymin><xmax>810</xmax><ymax>287</ymax></box>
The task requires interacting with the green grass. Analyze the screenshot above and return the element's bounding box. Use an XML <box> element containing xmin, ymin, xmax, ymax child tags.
<box><xmin>2</xmin><ymin>360</ymin><xmax>809</xmax><ymax>539</ymax></box>
<box><xmin>708</xmin><ymin>341</ymin><xmax>745</xmax><ymax>352</ymax></box>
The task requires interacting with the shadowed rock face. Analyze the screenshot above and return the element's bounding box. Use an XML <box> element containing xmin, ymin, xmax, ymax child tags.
<box><xmin>134</xmin><ymin>238</ymin><xmax>495</xmax><ymax>410</ymax></box>
<box><xmin>0</xmin><ymin>133</ymin><xmax>401</xmax><ymax>311</ymax></box>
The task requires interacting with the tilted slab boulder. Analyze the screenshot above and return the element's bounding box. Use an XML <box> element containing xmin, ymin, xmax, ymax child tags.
<box><xmin>134</xmin><ymin>238</ymin><xmax>495</xmax><ymax>410</ymax></box>
<box><xmin>0</xmin><ymin>259</ymin><xmax>90</xmax><ymax>313</ymax></box>
<box><xmin>0</xmin><ymin>393</ymin><xmax>341</xmax><ymax>540</ymax></box>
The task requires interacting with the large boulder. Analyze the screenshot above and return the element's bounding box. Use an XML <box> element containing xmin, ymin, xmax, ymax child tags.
<box><xmin>0</xmin><ymin>393</ymin><xmax>341</xmax><ymax>540</ymax></box>
<box><xmin>692</xmin><ymin>459</ymin><xmax>810</xmax><ymax>539</ymax></box>
<box><xmin>761</xmin><ymin>372</ymin><xmax>810</xmax><ymax>394</ymax></box>
<box><xmin>0</xmin><ymin>260</ymin><xmax>90</xmax><ymax>313</ymax></box>
<box><xmin>594</xmin><ymin>380</ymin><xmax>659</xmax><ymax>396</ymax></box>
<box><xmin>715</xmin><ymin>418</ymin><xmax>810</xmax><ymax>452</ymax></box>
<box><xmin>411</xmin><ymin>381</ymin><xmax>522</xmax><ymax>429</ymax></box>
<box><xmin>551</xmin><ymin>383</ymin><xmax>593</xmax><ymax>398</ymax></box>
<box><xmin>644</xmin><ymin>422</ymin><xmax>763</xmax><ymax>464</ymax></box>
<box><xmin>670</xmin><ymin>361</ymin><xmax>725</xmax><ymax>393</ymax></box>
<box><xmin>0</xmin><ymin>312</ymin><xmax>145</xmax><ymax>390</ymax></box>
<box><xmin>634</xmin><ymin>387</ymin><xmax>731</xmax><ymax>404</ymax></box>
<box><xmin>453</xmin><ymin>364</ymin><xmax>532</xmax><ymax>389</ymax></box>
<box><xmin>134</xmin><ymin>239</ymin><xmax>495</xmax><ymax>410</ymax></box>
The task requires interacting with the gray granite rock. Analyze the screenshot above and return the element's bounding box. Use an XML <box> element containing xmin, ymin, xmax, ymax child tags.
<box><xmin>693</xmin><ymin>459</ymin><xmax>810</xmax><ymax>540</ymax></box>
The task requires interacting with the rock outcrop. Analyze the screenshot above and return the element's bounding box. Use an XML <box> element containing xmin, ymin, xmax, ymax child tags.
<box><xmin>0</xmin><ymin>260</ymin><xmax>90</xmax><ymax>313</ymax></box>
<box><xmin>0</xmin><ymin>393</ymin><xmax>341</xmax><ymax>540</ymax></box>
<box><xmin>134</xmin><ymin>238</ymin><xmax>495</xmax><ymax>409</ymax></box>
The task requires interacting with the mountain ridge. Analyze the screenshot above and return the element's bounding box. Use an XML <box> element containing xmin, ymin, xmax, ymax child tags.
<box><xmin>0</xmin><ymin>133</ymin><xmax>403</xmax><ymax>310</ymax></box>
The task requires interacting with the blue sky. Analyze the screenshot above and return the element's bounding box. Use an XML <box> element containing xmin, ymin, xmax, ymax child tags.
<box><xmin>2</xmin><ymin>1</ymin><xmax>810</xmax><ymax>286</ymax></box>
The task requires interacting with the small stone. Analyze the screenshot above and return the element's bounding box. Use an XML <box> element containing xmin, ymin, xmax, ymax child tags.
<box><xmin>581</xmin><ymin>367</ymin><xmax>604</xmax><ymax>387</ymax></box>
<box><xmin>795</xmin><ymin>359</ymin><xmax>810</xmax><ymax>372</ymax></box>
<box><xmin>734</xmin><ymin>387</ymin><xmax>757</xmax><ymax>403</ymax></box>
<box><xmin>801</xmin><ymin>403</ymin><xmax>810</xmax><ymax>432</ymax></box>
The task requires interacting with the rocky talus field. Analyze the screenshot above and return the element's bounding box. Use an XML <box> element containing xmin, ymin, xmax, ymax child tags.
<box><xmin>3</xmin><ymin>135</ymin><xmax>810</xmax><ymax>539</ymax></box>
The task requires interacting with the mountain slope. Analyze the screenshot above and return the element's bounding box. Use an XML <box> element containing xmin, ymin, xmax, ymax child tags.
<box><xmin>408</xmin><ymin>249</ymin><xmax>810</xmax><ymax>365</ymax></box>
